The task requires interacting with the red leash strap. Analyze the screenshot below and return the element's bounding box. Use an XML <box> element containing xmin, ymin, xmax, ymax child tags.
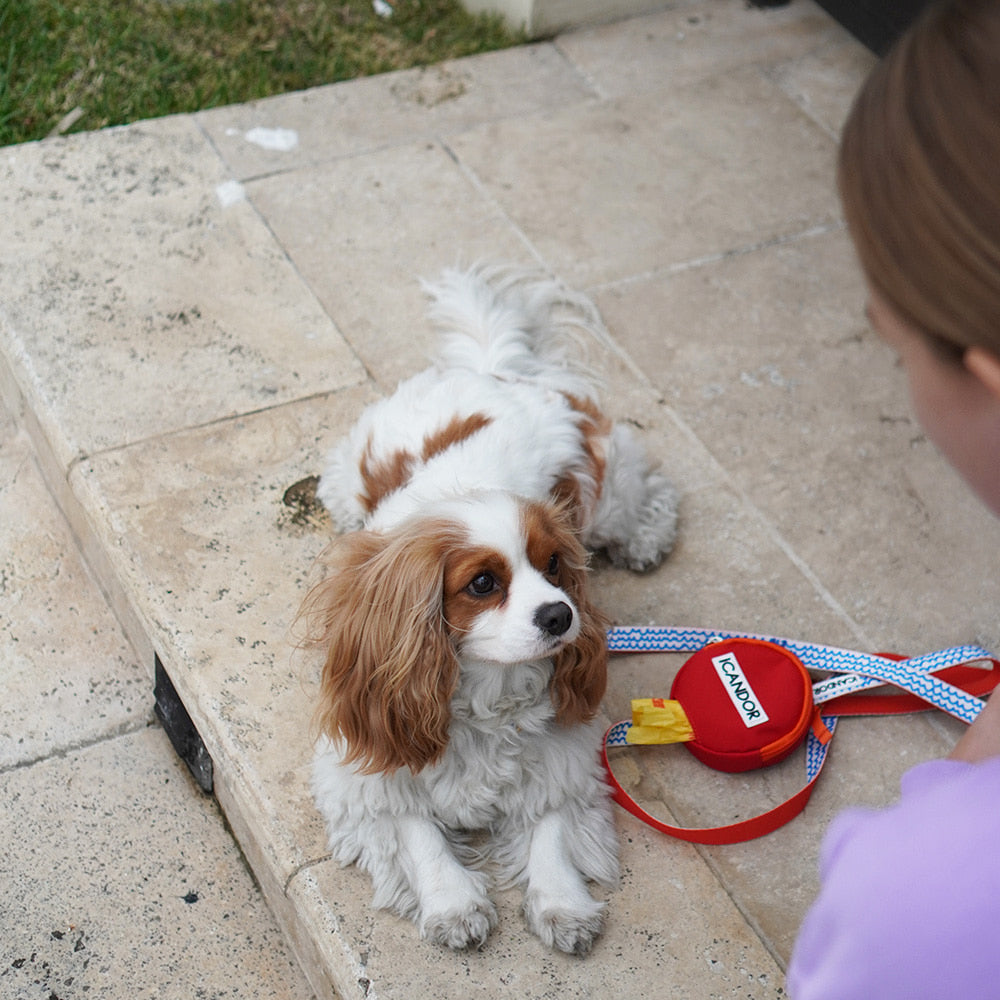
<box><xmin>602</xmin><ymin>711</ymin><xmax>833</xmax><ymax>845</ymax></box>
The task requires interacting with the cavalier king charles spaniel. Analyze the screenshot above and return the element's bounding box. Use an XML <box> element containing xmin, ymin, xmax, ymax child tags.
<box><xmin>302</xmin><ymin>266</ymin><xmax>677</xmax><ymax>954</ymax></box>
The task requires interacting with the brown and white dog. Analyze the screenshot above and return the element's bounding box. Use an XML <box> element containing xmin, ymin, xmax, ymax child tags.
<box><xmin>303</xmin><ymin>266</ymin><xmax>677</xmax><ymax>953</ymax></box>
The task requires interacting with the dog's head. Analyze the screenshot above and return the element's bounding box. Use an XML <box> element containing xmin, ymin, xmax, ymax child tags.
<box><xmin>300</xmin><ymin>493</ymin><xmax>608</xmax><ymax>774</ymax></box>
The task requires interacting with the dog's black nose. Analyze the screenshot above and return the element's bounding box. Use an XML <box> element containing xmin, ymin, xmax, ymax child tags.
<box><xmin>534</xmin><ymin>601</ymin><xmax>573</xmax><ymax>637</ymax></box>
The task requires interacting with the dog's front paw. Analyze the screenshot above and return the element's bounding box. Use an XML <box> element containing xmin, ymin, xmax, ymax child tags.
<box><xmin>420</xmin><ymin>899</ymin><xmax>498</xmax><ymax>951</ymax></box>
<box><xmin>523</xmin><ymin>891</ymin><xmax>605</xmax><ymax>955</ymax></box>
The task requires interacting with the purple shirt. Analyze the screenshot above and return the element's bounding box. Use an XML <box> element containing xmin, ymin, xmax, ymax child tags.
<box><xmin>787</xmin><ymin>755</ymin><xmax>1000</xmax><ymax>998</ymax></box>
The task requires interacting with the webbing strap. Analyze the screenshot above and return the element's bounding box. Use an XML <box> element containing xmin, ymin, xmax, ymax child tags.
<box><xmin>607</xmin><ymin>626</ymin><xmax>990</xmax><ymax>723</ymax></box>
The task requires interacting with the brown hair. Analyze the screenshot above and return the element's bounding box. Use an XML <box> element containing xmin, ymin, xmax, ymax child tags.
<box><xmin>838</xmin><ymin>0</ymin><xmax>1000</xmax><ymax>356</ymax></box>
<box><xmin>301</xmin><ymin>521</ymin><xmax>465</xmax><ymax>774</ymax></box>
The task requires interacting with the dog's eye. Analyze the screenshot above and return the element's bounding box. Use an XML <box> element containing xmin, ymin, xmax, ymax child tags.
<box><xmin>546</xmin><ymin>553</ymin><xmax>560</xmax><ymax>577</ymax></box>
<box><xmin>467</xmin><ymin>572</ymin><xmax>499</xmax><ymax>597</ymax></box>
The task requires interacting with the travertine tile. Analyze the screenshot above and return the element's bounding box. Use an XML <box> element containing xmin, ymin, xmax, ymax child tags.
<box><xmin>447</xmin><ymin>68</ymin><xmax>841</xmax><ymax>288</ymax></box>
<box><xmin>593</xmin><ymin>446</ymin><xmax>893</xmax><ymax>963</ymax></box>
<box><xmin>292</xmin><ymin>811</ymin><xmax>787</xmax><ymax>999</ymax></box>
<box><xmin>0</xmin><ymin>117</ymin><xmax>364</xmax><ymax>463</ymax></box>
<box><xmin>0</xmin><ymin>725</ymin><xmax>312</xmax><ymax>999</ymax></box>
<box><xmin>246</xmin><ymin>141</ymin><xmax>534</xmax><ymax>391</ymax></box>
<box><xmin>599</xmin><ymin>462</ymin><xmax>964</xmax><ymax>960</ymax></box>
<box><xmin>197</xmin><ymin>43</ymin><xmax>598</xmax><ymax>180</ymax></box>
<box><xmin>0</xmin><ymin>413</ymin><xmax>148</xmax><ymax>769</ymax></box>
<box><xmin>594</xmin><ymin>229</ymin><xmax>1000</xmax><ymax>653</ymax></box>
<box><xmin>767</xmin><ymin>27</ymin><xmax>877</xmax><ymax>138</ymax></box>
<box><xmin>594</xmin><ymin>467</ymin><xmax>863</xmax><ymax>646</ymax></box>
<box><xmin>557</xmin><ymin>0</ymin><xmax>843</xmax><ymax>99</ymax></box>
<box><xmin>589</xmin><ymin>226</ymin><xmax>995</xmax><ymax>960</ymax></box>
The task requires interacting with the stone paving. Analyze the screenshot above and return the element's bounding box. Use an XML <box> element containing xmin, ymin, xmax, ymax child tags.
<box><xmin>0</xmin><ymin>411</ymin><xmax>313</xmax><ymax>999</ymax></box>
<box><xmin>4</xmin><ymin>2</ymin><xmax>1000</xmax><ymax>997</ymax></box>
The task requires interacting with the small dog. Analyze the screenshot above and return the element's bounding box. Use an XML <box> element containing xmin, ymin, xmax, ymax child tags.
<box><xmin>303</xmin><ymin>266</ymin><xmax>677</xmax><ymax>953</ymax></box>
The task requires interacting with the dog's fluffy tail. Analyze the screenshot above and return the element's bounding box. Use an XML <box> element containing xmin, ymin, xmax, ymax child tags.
<box><xmin>421</xmin><ymin>265</ymin><xmax>615</xmax><ymax>393</ymax></box>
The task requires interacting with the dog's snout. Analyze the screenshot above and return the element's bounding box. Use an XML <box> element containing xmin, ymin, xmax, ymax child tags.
<box><xmin>534</xmin><ymin>601</ymin><xmax>573</xmax><ymax>637</ymax></box>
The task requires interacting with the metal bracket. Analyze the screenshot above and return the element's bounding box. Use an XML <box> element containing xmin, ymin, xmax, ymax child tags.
<box><xmin>154</xmin><ymin>655</ymin><xmax>214</xmax><ymax>794</ymax></box>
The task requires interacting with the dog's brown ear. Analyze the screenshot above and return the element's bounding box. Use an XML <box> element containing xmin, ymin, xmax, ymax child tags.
<box><xmin>550</xmin><ymin>598</ymin><xmax>609</xmax><ymax>725</ymax></box>
<box><xmin>544</xmin><ymin>506</ymin><xmax>609</xmax><ymax>725</ymax></box>
<box><xmin>298</xmin><ymin>523</ymin><xmax>464</xmax><ymax>774</ymax></box>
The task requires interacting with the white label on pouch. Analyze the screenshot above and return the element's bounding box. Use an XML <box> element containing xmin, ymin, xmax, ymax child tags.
<box><xmin>711</xmin><ymin>652</ymin><xmax>770</xmax><ymax>728</ymax></box>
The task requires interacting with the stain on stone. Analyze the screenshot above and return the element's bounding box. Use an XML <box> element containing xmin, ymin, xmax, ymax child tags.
<box><xmin>390</xmin><ymin>66</ymin><xmax>468</xmax><ymax>107</ymax></box>
<box><xmin>278</xmin><ymin>475</ymin><xmax>330</xmax><ymax>531</ymax></box>
<box><xmin>6</xmin><ymin>930</ymin><xmax>88</xmax><ymax>995</ymax></box>
<box><xmin>166</xmin><ymin>306</ymin><xmax>202</xmax><ymax>326</ymax></box>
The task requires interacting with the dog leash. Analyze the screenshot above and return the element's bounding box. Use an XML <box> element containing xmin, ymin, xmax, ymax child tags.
<box><xmin>602</xmin><ymin>626</ymin><xmax>1000</xmax><ymax>844</ymax></box>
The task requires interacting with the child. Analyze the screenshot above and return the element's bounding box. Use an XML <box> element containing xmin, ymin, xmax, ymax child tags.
<box><xmin>786</xmin><ymin>1</ymin><xmax>1000</xmax><ymax>996</ymax></box>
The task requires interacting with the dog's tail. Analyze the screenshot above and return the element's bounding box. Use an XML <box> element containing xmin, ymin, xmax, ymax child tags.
<box><xmin>421</xmin><ymin>264</ymin><xmax>617</xmax><ymax>391</ymax></box>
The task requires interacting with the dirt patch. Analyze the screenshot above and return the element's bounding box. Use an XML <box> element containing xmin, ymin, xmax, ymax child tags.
<box><xmin>278</xmin><ymin>475</ymin><xmax>331</xmax><ymax>532</ymax></box>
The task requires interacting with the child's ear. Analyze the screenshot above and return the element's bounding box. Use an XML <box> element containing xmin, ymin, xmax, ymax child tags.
<box><xmin>964</xmin><ymin>347</ymin><xmax>1000</xmax><ymax>403</ymax></box>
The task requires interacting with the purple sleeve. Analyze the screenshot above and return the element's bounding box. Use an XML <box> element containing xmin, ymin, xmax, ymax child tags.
<box><xmin>786</xmin><ymin>756</ymin><xmax>1000</xmax><ymax>999</ymax></box>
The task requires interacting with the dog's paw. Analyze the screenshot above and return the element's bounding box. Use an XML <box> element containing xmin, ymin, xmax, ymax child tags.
<box><xmin>604</xmin><ymin>475</ymin><xmax>678</xmax><ymax>573</ymax></box>
<box><xmin>604</xmin><ymin>538</ymin><xmax>665</xmax><ymax>574</ymax></box>
<box><xmin>523</xmin><ymin>891</ymin><xmax>605</xmax><ymax>955</ymax></box>
<box><xmin>420</xmin><ymin>900</ymin><xmax>498</xmax><ymax>951</ymax></box>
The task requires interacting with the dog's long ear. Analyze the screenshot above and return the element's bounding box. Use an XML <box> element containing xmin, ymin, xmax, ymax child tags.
<box><xmin>546</xmin><ymin>508</ymin><xmax>610</xmax><ymax>725</ymax></box>
<box><xmin>298</xmin><ymin>522</ymin><xmax>464</xmax><ymax>774</ymax></box>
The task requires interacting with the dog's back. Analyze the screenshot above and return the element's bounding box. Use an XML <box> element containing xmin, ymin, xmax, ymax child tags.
<box><xmin>318</xmin><ymin>267</ymin><xmax>607</xmax><ymax>532</ymax></box>
<box><xmin>317</xmin><ymin>265</ymin><xmax>677</xmax><ymax>569</ymax></box>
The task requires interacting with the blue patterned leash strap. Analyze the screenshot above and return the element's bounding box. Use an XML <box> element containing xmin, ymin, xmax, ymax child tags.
<box><xmin>607</xmin><ymin>625</ymin><xmax>991</xmax><ymax>723</ymax></box>
<box><xmin>806</xmin><ymin>716</ymin><xmax>838</xmax><ymax>782</ymax></box>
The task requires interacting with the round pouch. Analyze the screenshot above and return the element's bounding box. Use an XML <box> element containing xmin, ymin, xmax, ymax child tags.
<box><xmin>670</xmin><ymin>638</ymin><xmax>814</xmax><ymax>772</ymax></box>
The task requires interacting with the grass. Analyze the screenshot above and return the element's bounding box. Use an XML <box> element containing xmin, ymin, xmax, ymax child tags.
<box><xmin>0</xmin><ymin>0</ymin><xmax>523</xmax><ymax>146</ymax></box>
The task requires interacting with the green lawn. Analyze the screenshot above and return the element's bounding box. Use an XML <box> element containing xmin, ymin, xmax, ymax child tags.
<box><xmin>0</xmin><ymin>0</ymin><xmax>522</xmax><ymax>146</ymax></box>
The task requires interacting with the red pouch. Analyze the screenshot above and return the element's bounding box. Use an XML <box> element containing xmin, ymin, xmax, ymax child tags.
<box><xmin>630</xmin><ymin>637</ymin><xmax>815</xmax><ymax>772</ymax></box>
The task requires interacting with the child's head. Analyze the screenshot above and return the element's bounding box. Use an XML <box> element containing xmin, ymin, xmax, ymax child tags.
<box><xmin>838</xmin><ymin>0</ymin><xmax>1000</xmax><ymax>358</ymax></box>
<box><xmin>838</xmin><ymin>0</ymin><xmax>1000</xmax><ymax>514</ymax></box>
